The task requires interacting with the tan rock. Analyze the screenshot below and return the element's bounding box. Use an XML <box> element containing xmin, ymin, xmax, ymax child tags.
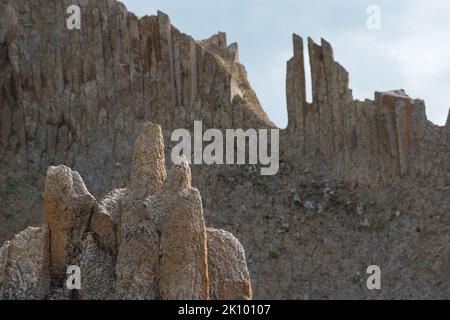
<box><xmin>89</xmin><ymin>188</ymin><xmax>125</xmax><ymax>254</ymax></box>
<box><xmin>44</xmin><ymin>166</ymin><xmax>96</xmax><ymax>287</ymax></box>
<box><xmin>79</xmin><ymin>233</ymin><xmax>115</xmax><ymax>300</ymax></box>
<box><xmin>1</xmin><ymin>122</ymin><xmax>251</xmax><ymax>300</ymax></box>
<box><xmin>114</xmin><ymin>122</ymin><xmax>166</xmax><ymax>299</ymax></box>
<box><xmin>129</xmin><ymin>122</ymin><xmax>167</xmax><ymax>200</ymax></box>
<box><xmin>159</xmin><ymin>159</ymin><xmax>209</xmax><ymax>300</ymax></box>
<box><xmin>207</xmin><ymin>228</ymin><xmax>252</xmax><ymax>300</ymax></box>
<box><xmin>114</xmin><ymin>210</ymin><xmax>161</xmax><ymax>299</ymax></box>
<box><xmin>0</xmin><ymin>227</ymin><xmax>50</xmax><ymax>300</ymax></box>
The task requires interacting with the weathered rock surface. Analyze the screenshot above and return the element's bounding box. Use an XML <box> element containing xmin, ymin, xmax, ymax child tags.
<box><xmin>207</xmin><ymin>228</ymin><xmax>252</xmax><ymax>300</ymax></box>
<box><xmin>0</xmin><ymin>122</ymin><xmax>252</xmax><ymax>300</ymax></box>
<box><xmin>284</xmin><ymin>35</ymin><xmax>448</xmax><ymax>184</ymax></box>
<box><xmin>0</xmin><ymin>0</ymin><xmax>273</xmax><ymax>244</ymax></box>
<box><xmin>44</xmin><ymin>165</ymin><xmax>97</xmax><ymax>287</ymax></box>
<box><xmin>0</xmin><ymin>0</ymin><xmax>448</xmax><ymax>299</ymax></box>
<box><xmin>0</xmin><ymin>227</ymin><xmax>50</xmax><ymax>299</ymax></box>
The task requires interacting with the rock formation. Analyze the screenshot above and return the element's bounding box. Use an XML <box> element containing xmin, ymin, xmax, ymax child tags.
<box><xmin>0</xmin><ymin>0</ymin><xmax>448</xmax><ymax>299</ymax></box>
<box><xmin>0</xmin><ymin>0</ymin><xmax>273</xmax><ymax>243</ymax></box>
<box><xmin>0</xmin><ymin>122</ymin><xmax>252</xmax><ymax>300</ymax></box>
<box><xmin>284</xmin><ymin>34</ymin><xmax>448</xmax><ymax>184</ymax></box>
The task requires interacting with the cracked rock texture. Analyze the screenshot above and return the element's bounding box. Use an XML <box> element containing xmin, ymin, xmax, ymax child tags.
<box><xmin>0</xmin><ymin>0</ymin><xmax>449</xmax><ymax>299</ymax></box>
<box><xmin>0</xmin><ymin>226</ymin><xmax>50</xmax><ymax>299</ymax></box>
<box><xmin>0</xmin><ymin>122</ymin><xmax>252</xmax><ymax>300</ymax></box>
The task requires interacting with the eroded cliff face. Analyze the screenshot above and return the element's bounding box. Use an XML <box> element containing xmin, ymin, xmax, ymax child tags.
<box><xmin>0</xmin><ymin>0</ymin><xmax>449</xmax><ymax>299</ymax></box>
<box><xmin>0</xmin><ymin>122</ymin><xmax>252</xmax><ymax>300</ymax></box>
<box><xmin>0</xmin><ymin>0</ymin><xmax>273</xmax><ymax>243</ymax></box>
<box><xmin>284</xmin><ymin>35</ymin><xmax>449</xmax><ymax>184</ymax></box>
<box><xmin>0</xmin><ymin>0</ymin><xmax>272</xmax><ymax>189</ymax></box>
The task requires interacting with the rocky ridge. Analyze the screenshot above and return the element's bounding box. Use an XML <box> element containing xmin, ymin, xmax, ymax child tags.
<box><xmin>284</xmin><ymin>34</ymin><xmax>448</xmax><ymax>184</ymax></box>
<box><xmin>0</xmin><ymin>0</ymin><xmax>449</xmax><ymax>299</ymax></box>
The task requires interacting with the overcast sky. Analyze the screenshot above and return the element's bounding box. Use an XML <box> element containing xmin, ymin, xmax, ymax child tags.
<box><xmin>121</xmin><ymin>0</ymin><xmax>450</xmax><ymax>128</ymax></box>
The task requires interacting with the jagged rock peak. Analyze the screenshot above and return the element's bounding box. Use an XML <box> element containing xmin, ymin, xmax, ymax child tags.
<box><xmin>201</xmin><ymin>32</ymin><xmax>240</xmax><ymax>63</ymax></box>
<box><xmin>380</xmin><ymin>89</ymin><xmax>410</xmax><ymax>99</ymax></box>
<box><xmin>129</xmin><ymin>122</ymin><xmax>167</xmax><ymax>199</ymax></box>
<box><xmin>284</xmin><ymin>35</ymin><xmax>448</xmax><ymax>184</ymax></box>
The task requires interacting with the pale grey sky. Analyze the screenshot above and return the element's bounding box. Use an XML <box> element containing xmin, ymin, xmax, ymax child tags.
<box><xmin>121</xmin><ymin>0</ymin><xmax>450</xmax><ymax>128</ymax></box>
